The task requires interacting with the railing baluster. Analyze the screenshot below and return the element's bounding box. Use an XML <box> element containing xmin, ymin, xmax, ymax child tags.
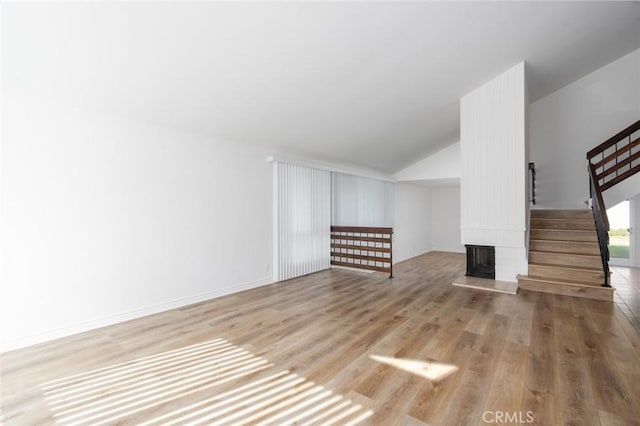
<box><xmin>629</xmin><ymin>134</ymin><xmax>633</xmax><ymax>173</ymax></box>
<box><xmin>615</xmin><ymin>142</ymin><xmax>619</xmax><ymax>179</ymax></box>
<box><xmin>589</xmin><ymin>164</ymin><xmax>610</xmax><ymax>287</ymax></box>
<box><xmin>601</xmin><ymin>151</ymin><xmax>605</xmax><ymax>186</ymax></box>
<box><xmin>528</xmin><ymin>162</ymin><xmax>536</xmax><ymax>205</ymax></box>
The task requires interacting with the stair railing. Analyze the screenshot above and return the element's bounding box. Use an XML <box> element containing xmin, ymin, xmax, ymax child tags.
<box><xmin>528</xmin><ymin>162</ymin><xmax>536</xmax><ymax>205</ymax></box>
<box><xmin>586</xmin><ymin>119</ymin><xmax>640</xmax><ymax>287</ymax></box>
<box><xmin>588</xmin><ymin>163</ymin><xmax>610</xmax><ymax>287</ymax></box>
<box><xmin>587</xmin><ymin>120</ymin><xmax>640</xmax><ymax>191</ymax></box>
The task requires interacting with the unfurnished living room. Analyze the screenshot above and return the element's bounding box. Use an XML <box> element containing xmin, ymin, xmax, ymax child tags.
<box><xmin>1</xmin><ymin>2</ymin><xmax>640</xmax><ymax>425</ymax></box>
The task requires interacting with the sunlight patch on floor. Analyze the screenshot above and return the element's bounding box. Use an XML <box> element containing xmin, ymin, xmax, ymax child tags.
<box><xmin>370</xmin><ymin>354</ymin><xmax>458</xmax><ymax>382</ymax></box>
<box><xmin>41</xmin><ymin>337</ymin><xmax>372</xmax><ymax>425</ymax></box>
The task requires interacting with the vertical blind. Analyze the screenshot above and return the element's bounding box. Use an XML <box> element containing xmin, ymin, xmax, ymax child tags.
<box><xmin>273</xmin><ymin>162</ymin><xmax>331</xmax><ymax>281</ymax></box>
<box><xmin>331</xmin><ymin>172</ymin><xmax>395</xmax><ymax>227</ymax></box>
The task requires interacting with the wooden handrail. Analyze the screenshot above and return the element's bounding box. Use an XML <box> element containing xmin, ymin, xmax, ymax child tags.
<box><xmin>331</xmin><ymin>226</ymin><xmax>394</xmax><ymax>234</ymax></box>
<box><xmin>331</xmin><ymin>226</ymin><xmax>393</xmax><ymax>278</ymax></box>
<box><xmin>587</xmin><ymin>120</ymin><xmax>640</xmax><ymax>159</ymax></box>
<box><xmin>330</xmin><ymin>261</ymin><xmax>391</xmax><ymax>274</ymax></box>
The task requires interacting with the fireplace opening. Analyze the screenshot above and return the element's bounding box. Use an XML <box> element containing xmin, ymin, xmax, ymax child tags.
<box><xmin>465</xmin><ymin>245</ymin><xmax>495</xmax><ymax>279</ymax></box>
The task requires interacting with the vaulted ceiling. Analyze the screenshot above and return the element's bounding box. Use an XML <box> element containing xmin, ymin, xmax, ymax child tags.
<box><xmin>3</xmin><ymin>2</ymin><xmax>640</xmax><ymax>172</ymax></box>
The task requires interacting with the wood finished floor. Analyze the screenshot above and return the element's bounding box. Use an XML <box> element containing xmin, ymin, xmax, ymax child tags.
<box><xmin>2</xmin><ymin>252</ymin><xmax>640</xmax><ymax>425</ymax></box>
<box><xmin>612</xmin><ymin>266</ymin><xmax>640</xmax><ymax>333</ymax></box>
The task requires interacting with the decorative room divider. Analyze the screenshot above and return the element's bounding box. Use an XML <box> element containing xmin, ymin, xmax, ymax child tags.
<box><xmin>330</xmin><ymin>226</ymin><xmax>393</xmax><ymax>278</ymax></box>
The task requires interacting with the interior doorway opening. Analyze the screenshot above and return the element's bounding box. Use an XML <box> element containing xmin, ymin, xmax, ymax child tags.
<box><xmin>607</xmin><ymin>200</ymin><xmax>632</xmax><ymax>265</ymax></box>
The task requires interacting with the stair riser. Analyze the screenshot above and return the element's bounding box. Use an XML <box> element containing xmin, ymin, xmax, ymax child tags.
<box><xmin>518</xmin><ymin>278</ymin><xmax>613</xmax><ymax>301</ymax></box>
<box><xmin>531</xmin><ymin>210</ymin><xmax>593</xmax><ymax>220</ymax></box>
<box><xmin>529</xmin><ymin>229</ymin><xmax>598</xmax><ymax>242</ymax></box>
<box><xmin>529</xmin><ymin>240</ymin><xmax>600</xmax><ymax>255</ymax></box>
<box><xmin>529</xmin><ymin>252</ymin><xmax>602</xmax><ymax>269</ymax></box>
<box><xmin>530</xmin><ymin>219</ymin><xmax>595</xmax><ymax>230</ymax></box>
<box><xmin>528</xmin><ymin>264</ymin><xmax>605</xmax><ymax>284</ymax></box>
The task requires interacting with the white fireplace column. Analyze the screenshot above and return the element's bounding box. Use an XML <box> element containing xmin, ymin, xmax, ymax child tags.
<box><xmin>460</xmin><ymin>62</ymin><xmax>529</xmax><ymax>282</ymax></box>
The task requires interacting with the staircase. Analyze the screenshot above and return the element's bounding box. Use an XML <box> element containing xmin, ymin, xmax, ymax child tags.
<box><xmin>518</xmin><ymin>209</ymin><xmax>614</xmax><ymax>301</ymax></box>
<box><xmin>517</xmin><ymin>119</ymin><xmax>640</xmax><ymax>302</ymax></box>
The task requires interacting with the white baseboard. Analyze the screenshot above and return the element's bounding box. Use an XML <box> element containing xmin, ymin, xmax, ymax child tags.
<box><xmin>0</xmin><ymin>277</ymin><xmax>273</xmax><ymax>353</ymax></box>
<box><xmin>429</xmin><ymin>247</ymin><xmax>465</xmax><ymax>254</ymax></box>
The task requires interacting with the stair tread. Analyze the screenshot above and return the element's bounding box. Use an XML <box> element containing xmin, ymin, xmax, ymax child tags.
<box><xmin>531</xmin><ymin>210</ymin><xmax>592</xmax><ymax>217</ymax></box>
<box><xmin>518</xmin><ymin>275</ymin><xmax>613</xmax><ymax>301</ymax></box>
<box><xmin>529</xmin><ymin>231</ymin><xmax>598</xmax><ymax>242</ymax></box>
<box><xmin>530</xmin><ymin>227</ymin><xmax>595</xmax><ymax>231</ymax></box>
<box><xmin>530</xmin><ymin>218</ymin><xmax>595</xmax><ymax>231</ymax></box>
<box><xmin>530</xmin><ymin>228</ymin><xmax>593</xmax><ymax>233</ymax></box>
<box><xmin>529</xmin><ymin>239</ymin><xmax>598</xmax><ymax>244</ymax></box>
<box><xmin>530</xmin><ymin>228</ymin><xmax>595</xmax><ymax>231</ymax></box>
<box><xmin>531</xmin><ymin>217</ymin><xmax>593</xmax><ymax>220</ymax></box>
<box><xmin>529</xmin><ymin>250</ymin><xmax>601</xmax><ymax>258</ymax></box>
<box><xmin>530</xmin><ymin>230</ymin><xmax>595</xmax><ymax>236</ymax></box>
<box><xmin>517</xmin><ymin>274</ymin><xmax>608</xmax><ymax>288</ymax></box>
<box><xmin>528</xmin><ymin>262</ymin><xmax>603</xmax><ymax>272</ymax></box>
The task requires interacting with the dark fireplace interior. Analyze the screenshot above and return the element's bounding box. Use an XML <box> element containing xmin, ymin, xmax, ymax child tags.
<box><xmin>465</xmin><ymin>245</ymin><xmax>495</xmax><ymax>279</ymax></box>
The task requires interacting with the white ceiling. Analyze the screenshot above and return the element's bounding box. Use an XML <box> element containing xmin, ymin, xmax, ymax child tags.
<box><xmin>3</xmin><ymin>2</ymin><xmax>640</xmax><ymax>173</ymax></box>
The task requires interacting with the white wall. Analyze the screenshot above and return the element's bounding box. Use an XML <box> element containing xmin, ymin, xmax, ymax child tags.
<box><xmin>394</xmin><ymin>142</ymin><xmax>460</xmax><ymax>183</ymax></box>
<box><xmin>430</xmin><ymin>186</ymin><xmax>464</xmax><ymax>253</ymax></box>
<box><xmin>393</xmin><ymin>183</ymin><xmax>431</xmax><ymax>264</ymax></box>
<box><xmin>1</xmin><ymin>96</ymin><xmax>274</xmax><ymax>351</ymax></box>
<box><xmin>460</xmin><ymin>62</ymin><xmax>528</xmax><ymax>282</ymax></box>
<box><xmin>530</xmin><ymin>48</ymin><xmax>640</xmax><ymax>209</ymax></box>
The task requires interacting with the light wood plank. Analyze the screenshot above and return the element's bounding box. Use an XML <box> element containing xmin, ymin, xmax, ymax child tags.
<box><xmin>481</xmin><ymin>341</ymin><xmax>528</xmax><ymax>425</ymax></box>
<box><xmin>552</xmin><ymin>307</ymin><xmax>600</xmax><ymax>425</ymax></box>
<box><xmin>521</xmin><ymin>294</ymin><xmax>556</xmax><ymax>426</ymax></box>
